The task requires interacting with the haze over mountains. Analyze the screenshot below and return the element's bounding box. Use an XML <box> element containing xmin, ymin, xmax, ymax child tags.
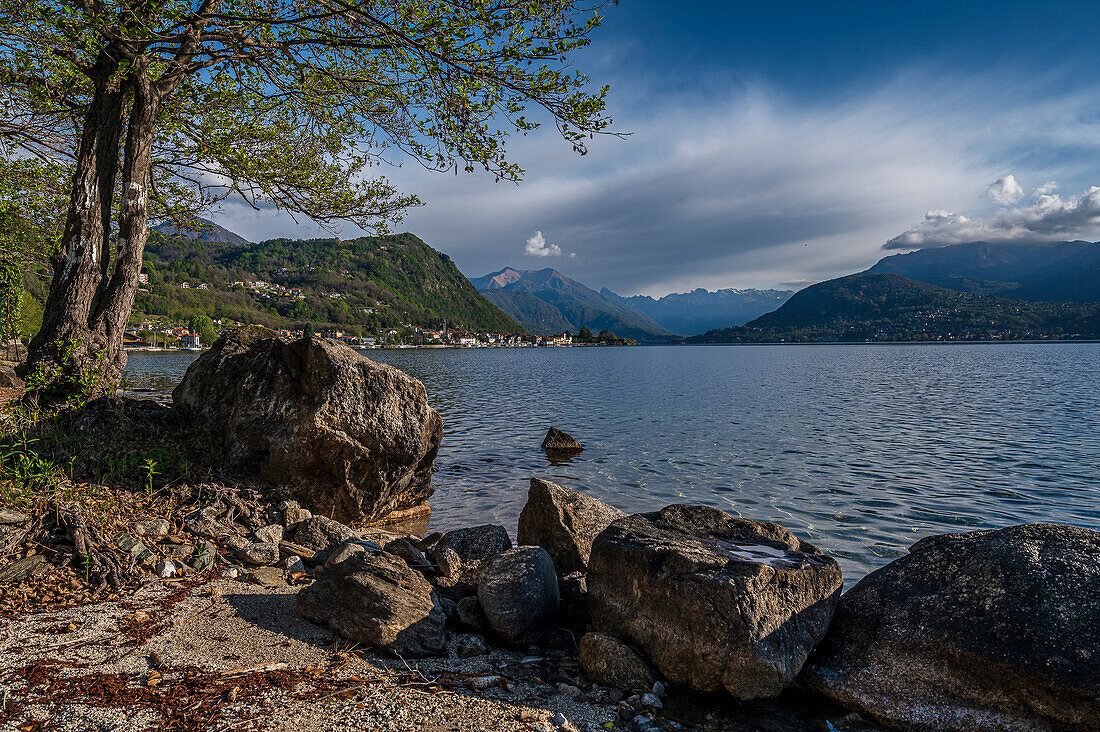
<box><xmin>601</xmin><ymin>287</ymin><xmax>793</xmax><ymax>335</ymax></box>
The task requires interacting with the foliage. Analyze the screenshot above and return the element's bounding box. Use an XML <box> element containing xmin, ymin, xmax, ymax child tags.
<box><xmin>681</xmin><ymin>274</ymin><xmax>1100</xmax><ymax>343</ymax></box>
<box><xmin>187</xmin><ymin>315</ymin><xmax>217</xmax><ymax>345</ymax></box>
<box><xmin>1</xmin><ymin>0</ymin><xmax>617</xmax><ymax>230</ymax></box>
<box><xmin>137</xmin><ymin>232</ymin><xmax>522</xmax><ymax>333</ymax></box>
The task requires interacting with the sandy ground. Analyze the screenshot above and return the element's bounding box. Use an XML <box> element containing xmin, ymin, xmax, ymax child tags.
<box><xmin>0</xmin><ymin>576</ymin><xmax>621</xmax><ymax>732</ymax></box>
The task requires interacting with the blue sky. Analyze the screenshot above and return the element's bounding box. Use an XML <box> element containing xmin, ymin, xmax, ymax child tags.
<box><xmin>223</xmin><ymin>1</ymin><xmax>1100</xmax><ymax>295</ymax></box>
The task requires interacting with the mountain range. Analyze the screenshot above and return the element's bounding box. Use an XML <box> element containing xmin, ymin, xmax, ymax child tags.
<box><xmin>602</xmin><ymin>287</ymin><xmax>793</xmax><ymax>334</ymax></box>
<box><xmin>470</xmin><ymin>267</ymin><xmax>677</xmax><ymax>340</ymax></box>
<box><xmin>682</xmin><ymin>273</ymin><xmax>1100</xmax><ymax>343</ymax></box>
<box><xmin>866</xmin><ymin>240</ymin><xmax>1100</xmax><ymax>303</ymax></box>
<box><xmin>152</xmin><ymin>217</ymin><xmax>251</xmax><ymax>246</ymax></box>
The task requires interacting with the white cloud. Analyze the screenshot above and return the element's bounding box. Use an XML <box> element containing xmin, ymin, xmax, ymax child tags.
<box><xmin>986</xmin><ymin>175</ymin><xmax>1024</xmax><ymax>205</ymax></box>
<box><xmin>885</xmin><ymin>183</ymin><xmax>1100</xmax><ymax>249</ymax></box>
<box><xmin>1033</xmin><ymin>180</ymin><xmax>1059</xmax><ymax>196</ymax></box>
<box><xmin>524</xmin><ymin>230</ymin><xmax>561</xmax><ymax>257</ymax></box>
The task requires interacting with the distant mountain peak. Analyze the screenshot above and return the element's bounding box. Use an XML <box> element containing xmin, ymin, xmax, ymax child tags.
<box><xmin>152</xmin><ymin>217</ymin><xmax>250</xmax><ymax>246</ymax></box>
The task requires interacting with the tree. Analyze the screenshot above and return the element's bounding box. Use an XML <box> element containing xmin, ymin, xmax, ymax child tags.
<box><xmin>187</xmin><ymin>314</ymin><xmax>216</xmax><ymax>345</ymax></box>
<box><xmin>2</xmin><ymin>0</ymin><xmax>615</xmax><ymax>398</ymax></box>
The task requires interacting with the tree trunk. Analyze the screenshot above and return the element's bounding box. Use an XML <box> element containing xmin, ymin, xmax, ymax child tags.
<box><xmin>20</xmin><ymin>62</ymin><xmax>159</xmax><ymax>403</ymax></box>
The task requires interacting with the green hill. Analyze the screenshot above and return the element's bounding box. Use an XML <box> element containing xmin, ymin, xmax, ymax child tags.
<box><xmin>136</xmin><ymin>232</ymin><xmax>522</xmax><ymax>334</ymax></box>
<box><xmin>481</xmin><ymin>289</ymin><xmax>575</xmax><ymax>335</ymax></box>
<box><xmin>680</xmin><ymin>274</ymin><xmax>1100</xmax><ymax>343</ymax></box>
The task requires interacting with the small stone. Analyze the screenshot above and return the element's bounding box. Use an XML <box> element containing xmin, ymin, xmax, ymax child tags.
<box><xmin>116</xmin><ymin>533</ymin><xmax>155</xmax><ymax>564</ymax></box>
<box><xmin>465</xmin><ymin>674</ymin><xmax>502</xmax><ymax>690</ymax></box>
<box><xmin>609</xmin><ymin>689</ymin><xmax>624</xmax><ymax>703</ymax></box>
<box><xmin>220</xmin><ymin>567</ymin><xmax>243</xmax><ymax>579</ymax></box>
<box><xmin>233</xmin><ymin>542</ymin><xmax>281</xmax><ymax>566</ymax></box>
<box><xmin>191</xmin><ymin>541</ymin><xmax>218</xmax><ymax>570</ymax></box>
<box><xmin>184</xmin><ymin>506</ymin><xmax>234</xmax><ymax>540</ymax></box>
<box><xmin>384</xmin><ymin>538</ymin><xmax>434</xmax><ymax>573</ymax></box>
<box><xmin>651</xmin><ymin>681</ymin><xmax>666</xmax><ymax>697</ymax></box>
<box><xmin>557</xmin><ymin>683</ymin><xmax>582</xmax><ymax>698</ymax></box>
<box><xmin>254</xmin><ymin>524</ymin><xmax>284</xmax><ymax>544</ymax></box>
<box><xmin>155</xmin><ymin>559</ymin><xmax>177</xmax><ymax>578</ymax></box>
<box><xmin>542</xmin><ymin>427</ymin><xmax>583</xmax><ymax>452</ymax></box>
<box><xmin>279</xmin><ymin>539</ymin><xmax>316</xmax><ymax>561</ymax></box>
<box><xmin>277</xmin><ymin>499</ymin><xmax>300</xmax><ymax>512</ymax></box>
<box><xmin>518</xmin><ymin>709</ymin><xmax>540</xmax><ymax>722</ymax></box>
<box><xmin>249</xmin><ymin>566</ymin><xmax>285</xmax><ymax>587</ymax></box>
<box><xmin>283</xmin><ymin>507</ymin><xmax>312</xmax><ymax>526</ymax></box>
<box><xmin>632</xmin><ymin>714</ymin><xmax>654</xmax><ymax>731</ymax></box>
<box><xmin>0</xmin><ymin>555</ymin><xmax>50</xmax><ymax>583</ymax></box>
<box><xmin>284</xmin><ymin>555</ymin><xmax>306</xmax><ymax>574</ymax></box>
<box><xmin>549</xmin><ymin>711</ymin><xmax>570</xmax><ymax>729</ymax></box>
<box><xmin>0</xmin><ymin>509</ymin><xmax>29</xmax><ymax>525</ymax></box>
<box><xmin>457</xmin><ymin>635</ymin><xmax>489</xmax><ymax>658</ymax></box>
<box><xmin>641</xmin><ymin>693</ymin><xmax>662</xmax><ymax>709</ymax></box>
<box><xmin>135</xmin><ymin>518</ymin><xmax>170</xmax><ymax>537</ymax></box>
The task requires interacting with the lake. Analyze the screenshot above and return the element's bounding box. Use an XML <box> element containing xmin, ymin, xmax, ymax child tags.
<box><xmin>121</xmin><ymin>343</ymin><xmax>1100</xmax><ymax>582</ymax></box>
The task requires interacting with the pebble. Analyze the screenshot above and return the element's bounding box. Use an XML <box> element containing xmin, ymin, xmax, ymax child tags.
<box><xmin>558</xmin><ymin>683</ymin><xmax>582</xmax><ymax>698</ymax></box>
<box><xmin>283</xmin><ymin>507</ymin><xmax>312</xmax><ymax>526</ymax></box>
<box><xmin>457</xmin><ymin>635</ymin><xmax>489</xmax><ymax>658</ymax></box>
<box><xmin>233</xmin><ymin>542</ymin><xmax>281</xmax><ymax>566</ymax></box>
<box><xmin>641</xmin><ymin>692</ymin><xmax>662</xmax><ymax>709</ymax></box>
<box><xmin>250</xmin><ymin>567</ymin><xmax>285</xmax><ymax>587</ymax></box>
<box><xmin>284</xmin><ymin>555</ymin><xmax>306</xmax><ymax>574</ymax></box>
<box><xmin>550</xmin><ymin>711</ymin><xmax>571</xmax><ymax>728</ymax></box>
<box><xmin>134</xmin><ymin>518</ymin><xmax>170</xmax><ymax>537</ymax></box>
<box><xmin>465</xmin><ymin>674</ymin><xmax>502</xmax><ymax>690</ymax></box>
<box><xmin>652</xmin><ymin>681</ymin><xmax>666</xmax><ymax>697</ymax></box>
<box><xmin>632</xmin><ymin>714</ymin><xmax>655</xmax><ymax>731</ymax></box>
<box><xmin>155</xmin><ymin>559</ymin><xmax>177</xmax><ymax>579</ymax></box>
<box><xmin>191</xmin><ymin>541</ymin><xmax>218</xmax><ymax>570</ymax></box>
<box><xmin>277</xmin><ymin>499</ymin><xmax>300</xmax><ymax>512</ymax></box>
<box><xmin>219</xmin><ymin>567</ymin><xmax>243</xmax><ymax>579</ymax></box>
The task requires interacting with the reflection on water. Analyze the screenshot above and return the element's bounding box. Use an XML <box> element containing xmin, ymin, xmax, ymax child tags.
<box><xmin>122</xmin><ymin>343</ymin><xmax>1100</xmax><ymax>582</ymax></box>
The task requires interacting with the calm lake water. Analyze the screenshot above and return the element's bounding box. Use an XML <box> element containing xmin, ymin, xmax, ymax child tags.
<box><xmin>121</xmin><ymin>344</ymin><xmax>1100</xmax><ymax>582</ymax></box>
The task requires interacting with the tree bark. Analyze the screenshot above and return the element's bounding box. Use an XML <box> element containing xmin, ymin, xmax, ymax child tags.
<box><xmin>20</xmin><ymin>61</ymin><xmax>160</xmax><ymax>402</ymax></box>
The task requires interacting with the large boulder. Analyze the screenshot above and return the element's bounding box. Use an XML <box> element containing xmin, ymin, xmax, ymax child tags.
<box><xmin>429</xmin><ymin>524</ymin><xmax>511</xmax><ymax>599</ymax></box>
<box><xmin>477</xmin><ymin>547</ymin><xmax>560</xmax><ymax>645</ymax></box>
<box><xmin>517</xmin><ymin>478</ymin><xmax>625</xmax><ymax>575</ymax></box>
<box><xmin>588</xmin><ymin>504</ymin><xmax>842</xmax><ymax>702</ymax></box>
<box><xmin>297</xmin><ymin>542</ymin><xmax>445</xmax><ymax>657</ymax></box>
<box><xmin>172</xmin><ymin>327</ymin><xmax>442</xmax><ymax>523</ymax></box>
<box><xmin>801</xmin><ymin>523</ymin><xmax>1100</xmax><ymax>732</ymax></box>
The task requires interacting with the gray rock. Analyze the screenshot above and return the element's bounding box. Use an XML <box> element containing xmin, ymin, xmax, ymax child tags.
<box><xmin>184</xmin><ymin>506</ymin><xmax>235</xmax><ymax>540</ymax></box>
<box><xmin>457</xmin><ymin>634</ymin><xmax>489</xmax><ymax>658</ymax></box>
<box><xmin>172</xmin><ymin>327</ymin><xmax>443</xmax><ymax>524</ymax></box>
<box><xmin>478</xmin><ymin>546</ymin><xmax>560</xmax><ymax>645</ymax></box>
<box><xmin>254</xmin><ymin>524</ymin><xmax>284</xmax><ymax>544</ymax></box>
<box><xmin>578</xmin><ymin>632</ymin><xmax>656</xmax><ymax>693</ymax></box>
<box><xmin>640</xmin><ymin>693</ymin><xmax>662</xmax><ymax>710</ymax></box>
<box><xmin>588</xmin><ymin>504</ymin><xmax>842</xmax><ymax>702</ymax></box>
<box><xmin>801</xmin><ymin>523</ymin><xmax>1100</xmax><ymax>732</ymax></box>
<box><xmin>233</xmin><ymin>542</ymin><xmax>281</xmax><ymax>566</ymax></box>
<box><xmin>134</xmin><ymin>518</ymin><xmax>170</xmax><ymax>537</ymax></box>
<box><xmin>191</xmin><ymin>541</ymin><xmax>218</xmax><ymax>570</ymax></box>
<box><xmin>542</xmin><ymin>427</ymin><xmax>583</xmax><ymax>451</ymax></box>
<box><xmin>284</xmin><ymin>555</ymin><xmax>307</xmax><ymax>574</ymax></box>
<box><xmin>0</xmin><ymin>363</ymin><xmax>23</xmax><ymax>389</ymax></box>
<box><xmin>115</xmin><ymin>533</ymin><xmax>155</xmax><ymax>564</ymax></box>
<box><xmin>292</xmin><ymin>515</ymin><xmax>357</xmax><ymax>557</ymax></box>
<box><xmin>456</xmin><ymin>595</ymin><xmax>490</xmax><ymax>632</ymax></box>
<box><xmin>155</xmin><ymin>559</ymin><xmax>177</xmax><ymax>578</ymax></box>
<box><xmin>0</xmin><ymin>509</ymin><xmax>29</xmax><ymax>525</ymax></box>
<box><xmin>518</xmin><ymin>478</ymin><xmax>625</xmax><ymax>576</ymax></box>
<box><xmin>431</xmin><ymin>524</ymin><xmax>511</xmax><ymax>599</ymax></box>
<box><xmin>0</xmin><ymin>555</ymin><xmax>50</xmax><ymax>583</ymax></box>
<box><xmin>297</xmin><ymin>548</ymin><xmax>445</xmax><ymax>657</ymax></box>
<box><xmin>384</xmin><ymin>538</ymin><xmax>434</xmax><ymax>574</ymax></box>
<box><xmin>283</xmin><ymin>507</ymin><xmax>312</xmax><ymax>527</ymax></box>
<box><xmin>250</xmin><ymin>566</ymin><xmax>285</xmax><ymax>587</ymax></box>
<box><xmin>277</xmin><ymin>499</ymin><xmax>300</xmax><ymax>512</ymax></box>
<box><xmin>219</xmin><ymin>567</ymin><xmax>243</xmax><ymax>579</ymax></box>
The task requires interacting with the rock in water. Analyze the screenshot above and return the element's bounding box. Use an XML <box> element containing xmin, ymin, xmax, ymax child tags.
<box><xmin>517</xmin><ymin>478</ymin><xmax>625</xmax><ymax>575</ymax></box>
<box><xmin>587</xmin><ymin>504</ymin><xmax>842</xmax><ymax>702</ymax></box>
<box><xmin>430</xmin><ymin>524</ymin><xmax>512</xmax><ymax>599</ymax></box>
<box><xmin>541</xmin><ymin>427</ymin><xmax>583</xmax><ymax>451</ymax></box>
<box><xmin>578</xmin><ymin>632</ymin><xmax>656</xmax><ymax>693</ymax></box>
<box><xmin>172</xmin><ymin>326</ymin><xmax>443</xmax><ymax>524</ymax></box>
<box><xmin>477</xmin><ymin>547</ymin><xmax>560</xmax><ymax>645</ymax></box>
<box><xmin>801</xmin><ymin>523</ymin><xmax>1100</xmax><ymax>731</ymax></box>
<box><xmin>298</xmin><ymin>547</ymin><xmax>445</xmax><ymax>657</ymax></box>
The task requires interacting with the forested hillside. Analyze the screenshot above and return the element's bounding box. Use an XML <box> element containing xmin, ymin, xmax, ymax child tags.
<box><xmin>136</xmin><ymin>233</ymin><xmax>521</xmax><ymax>334</ymax></box>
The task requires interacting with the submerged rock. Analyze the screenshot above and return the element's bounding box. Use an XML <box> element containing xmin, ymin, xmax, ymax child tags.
<box><xmin>172</xmin><ymin>327</ymin><xmax>443</xmax><ymax>524</ymax></box>
<box><xmin>541</xmin><ymin>427</ymin><xmax>583</xmax><ymax>452</ymax></box>
<box><xmin>477</xmin><ymin>547</ymin><xmax>560</xmax><ymax>645</ymax></box>
<box><xmin>801</xmin><ymin>523</ymin><xmax>1100</xmax><ymax>732</ymax></box>
<box><xmin>297</xmin><ymin>547</ymin><xmax>445</xmax><ymax>657</ymax></box>
<box><xmin>517</xmin><ymin>478</ymin><xmax>625</xmax><ymax>575</ymax></box>
<box><xmin>588</xmin><ymin>504</ymin><xmax>842</xmax><ymax>702</ymax></box>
